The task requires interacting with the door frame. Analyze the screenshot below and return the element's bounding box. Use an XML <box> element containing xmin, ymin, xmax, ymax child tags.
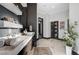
<box><xmin>38</xmin><ymin>17</ymin><xmax>43</xmax><ymax>38</ymax></box>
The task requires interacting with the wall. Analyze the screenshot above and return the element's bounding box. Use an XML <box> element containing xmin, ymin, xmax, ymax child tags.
<box><xmin>69</xmin><ymin>3</ymin><xmax>79</xmax><ymax>54</ymax></box>
<box><xmin>27</xmin><ymin>3</ymin><xmax>37</xmax><ymax>38</ymax></box>
<box><xmin>37</xmin><ymin>10</ymin><xmax>69</xmax><ymax>38</ymax></box>
<box><xmin>16</xmin><ymin>3</ymin><xmax>27</xmax><ymax>27</ymax></box>
<box><xmin>37</xmin><ymin>3</ymin><xmax>69</xmax><ymax>38</ymax></box>
<box><xmin>50</xmin><ymin>11</ymin><xmax>69</xmax><ymax>39</ymax></box>
<box><xmin>20</xmin><ymin>7</ymin><xmax>27</xmax><ymax>27</ymax></box>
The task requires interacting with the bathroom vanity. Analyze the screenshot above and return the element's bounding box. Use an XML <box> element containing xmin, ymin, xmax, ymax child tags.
<box><xmin>0</xmin><ymin>32</ymin><xmax>35</xmax><ymax>55</ymax></box>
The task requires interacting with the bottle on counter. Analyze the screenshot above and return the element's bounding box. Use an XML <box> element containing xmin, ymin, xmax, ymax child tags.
<box><xmin>29</xmin><ymin>25</ymin><xmax>32</xmax><ymax>31</ymax></box>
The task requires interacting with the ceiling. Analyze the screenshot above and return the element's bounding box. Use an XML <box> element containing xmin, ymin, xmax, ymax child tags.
<box><xmin>37</xmin><ymin>3</ymin><xmax>69</xmax><ymax>16</ymax></box>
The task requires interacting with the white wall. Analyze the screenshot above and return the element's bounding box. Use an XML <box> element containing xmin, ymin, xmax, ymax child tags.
<box><xmin>69</xmin><ymin>3</ymin><xmax>79</xmax><ymax>54</ymax></box>
<box><xmin>49</xmin><ymin>11</ymin><xmax>69</xmax><ymax>38</ymax></box>
<box><xmin>37</xmin><ymin>10</ymin><xmax>69</xmax><ymax>38</ymax></box>
<box><xmin>43</xmin><ymin>16</ymin><xmax>51</xmax><ymax>38</ymax></box>
<box><xmin>37</xmin><ymin>3</ymin><xmax>69</xmax><ymax>38</ymax></box>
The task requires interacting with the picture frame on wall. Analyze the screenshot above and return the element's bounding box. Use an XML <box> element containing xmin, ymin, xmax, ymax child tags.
<box><xmin>60</xmin><ymin>21</ymin><xmax>65</xmax><ymax>29</ymax></box>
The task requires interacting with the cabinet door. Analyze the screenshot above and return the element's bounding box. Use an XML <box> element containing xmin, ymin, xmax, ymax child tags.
<box><xmin>26</xmin><ymin>40</ymin><xmax>32</xmax><ymax>52</ymax></box>
<box><xmin>51</xmin><ymin>21</ymin><xmax>58</xmax><ymax>39</ymax></box>
<box><xmin>22</xmin><ymin>40</ymin><xmax>32</xmax><ymax>55</ymax></box>
<box><xmin>51</xmin><ymin>22</ymin><xmax>55</xmax><ymax>38</ymax></box>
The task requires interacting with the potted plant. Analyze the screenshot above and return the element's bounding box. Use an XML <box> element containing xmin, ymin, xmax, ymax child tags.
<box><xmin>63</xmin><ymin>22</ymin><xmax>78</xmax><ymax>55</ymax></box>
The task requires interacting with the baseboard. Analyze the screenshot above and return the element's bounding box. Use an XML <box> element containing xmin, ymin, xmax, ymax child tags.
<box><xmin>42</xmin><ymin>37</ymin><xmax>64</xmax><ymax>40</ymax></box>
<box><xmin>43</xmin><ymin>37</ymin><xmax>51</xmax><ymax>39</ymax></box>
<box><xmin>58</xmin><ymin>38</ymin><xmax>65</xmax><ymax>41</ymax></box>
<box><xmin>38</xmin><ymin>37</ymin><xmax>65</xmax><ymax>41</ymax></box>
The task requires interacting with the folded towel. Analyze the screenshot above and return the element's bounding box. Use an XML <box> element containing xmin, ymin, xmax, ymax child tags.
<box><xmin>0</xmin><ymin>40</ymin><xmax>4</xmax><ymax>48</ymax></box>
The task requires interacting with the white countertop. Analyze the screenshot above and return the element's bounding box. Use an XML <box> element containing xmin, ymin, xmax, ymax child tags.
<box><xmin>0</xmin><ymin>32</ymin><xmax>35</xmax><ymax>55</ymax></box>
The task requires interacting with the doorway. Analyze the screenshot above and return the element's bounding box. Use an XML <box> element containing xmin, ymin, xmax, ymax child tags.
<box><xmin>38</xmin><ymin>17</ymin><xmax>43</xmax><ymax>39</ymax></box>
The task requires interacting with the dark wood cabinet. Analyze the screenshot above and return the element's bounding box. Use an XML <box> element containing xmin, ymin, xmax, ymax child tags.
<box><xmin>51</xmin><ymin>21</ymin><xmax>58</xmax><ymax>39</ymax></box>
<box><xmin>24</xmin><ymin>40</ymin><xmax>32</xmax><ymax>54</ymax></box>
<box><xmin>18</xmin><ymin>40</ymin><xmax>33</xmax><ymax>55</ymax></box>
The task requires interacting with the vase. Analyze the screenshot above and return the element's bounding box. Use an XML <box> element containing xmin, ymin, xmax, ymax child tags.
<box><xmin>66</xmin><ymin>46</ymin><xmax>72</xmax><ymax>55</ymax></box>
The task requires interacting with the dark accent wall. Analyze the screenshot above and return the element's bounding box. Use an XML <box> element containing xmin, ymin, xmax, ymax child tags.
<box><xmin>27</xmin><ymin>3</ymin><xmax>37</xmax><ymax>38</ymax></box>
<box><xmin>27</xmin><ymin>3</ymin><xmax>37</xmax><ymax>47</ymax></box>
<box><xmin>20</xmin><ymin>7</ymin><xmax>27</xmax><ymax>27</ymax></box>
<box><xmin>15</xmin><ymin>3</ymin><xmax>28</xmax><ymax>28</ymax></box>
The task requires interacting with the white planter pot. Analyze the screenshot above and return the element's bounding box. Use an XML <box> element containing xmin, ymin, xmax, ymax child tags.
<box><xmin>66</xmin><ymin>46</ymin><xmax>72</xmax><ymax>55</ymax></box>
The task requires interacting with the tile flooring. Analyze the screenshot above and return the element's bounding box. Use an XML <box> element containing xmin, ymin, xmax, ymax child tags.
<box><xmin>36</xmin><ymin>39</ymin><xmax>66</xmax><ymax>55</ymax></box>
